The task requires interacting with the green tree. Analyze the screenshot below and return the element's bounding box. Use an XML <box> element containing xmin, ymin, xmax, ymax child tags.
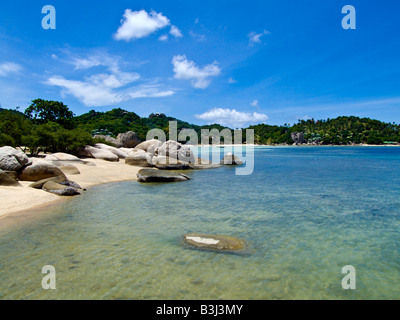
<box><xmin>0</xmin><ymin>109</ymin><xmax>31</xmax><ymax>147</ymax></box>
<box><xmin>24</xmin><ymin>99</ymin><xmax>75</xmax><ymax>129</ymax></box>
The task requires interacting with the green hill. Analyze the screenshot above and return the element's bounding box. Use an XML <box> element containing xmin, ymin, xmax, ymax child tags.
<box><xmin>73</xmin><ymin>109</ymin><xmax>230</xmax><ymax>141</ymax></box>
<box><xmin>251</xmin><ymin>116</ymin><xmax>400</xmax><ymax>145</ymax></box>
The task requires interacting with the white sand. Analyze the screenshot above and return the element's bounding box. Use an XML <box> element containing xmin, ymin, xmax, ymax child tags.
<box><xmin>0</xmin><ymin>158</ymin><xmax>142</xmax><ymax>219</ymax></box>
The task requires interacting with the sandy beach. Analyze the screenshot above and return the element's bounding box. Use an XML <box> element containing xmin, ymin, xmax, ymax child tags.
<box><xmin>0</xmin><ymin>158</ymin><xmax>142</xmax><ymax>219</ymax></box>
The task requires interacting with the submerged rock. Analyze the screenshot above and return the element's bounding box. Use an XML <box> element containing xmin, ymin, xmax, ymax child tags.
<box><xmin>184</xmin><ymin>233</ymin><xmax>246</xmax><ymax>251</ymax></box>
<box><xmin>220</xmin><ymin>153</ymin><xmax>244</xmax><ymax>165</ymax></box>
<box><xmin>137</xmin><ymin>169</ymin><xmax>190</xmax><ymax>183</ymax></box>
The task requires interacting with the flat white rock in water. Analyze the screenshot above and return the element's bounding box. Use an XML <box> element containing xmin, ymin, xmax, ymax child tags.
<box><xmin>184</xmin><ymin>233</ymin><xmax>246</xmax><ymax>251</ymax></box>
<box><xmin>185</xmin><ymin>236</ymin><xmax>220</xmax><ymax>245</ymax></box>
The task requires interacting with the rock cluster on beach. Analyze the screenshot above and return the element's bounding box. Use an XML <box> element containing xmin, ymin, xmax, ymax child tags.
<box><xmin>45</xmin><ymin>153</ymin><xmax>82</xmax><ymax>162</ymax></box>
<box><xmin>0</xmin><ymin>147</ymin><xmax>82</xmax><ymax>196</ymax></box>
<box><xmin>291</xmin><ymin>132</ymin><xmax>305</xmax><ymax>145</ymax></box>
<box><xmin>125</xmin><ymin>149</ymin><xmax>154</xmax><ymax>167</ymax></box>
<box><xmin>75</xmin><ymin>136</ymin><xmax>244</xmax><ymax>171</ymax></box>
<box><xmin>18</xmin><ymin>162</ymin><xmax>66</xmax><ymax>182</ymax></box>
<box><xmin>1</xmin><ymin>139</ymin><xmax>244</xmax><ymax>193</ymax></box>
<box><xmin>94</xmin><ymin>131</ymin><xmax>141</xmax><ymax>148</ymax></box>
<box><xmin>125</xmin><ymin>139</ymin><xmax>238</xmax><ymax>171</ymax></box>
<box><xmin>76</xmin><ymin>131</ymin><xmax>143</xmax><ymax>162</ymax></box>
<box><xmin>78</xmin><ymin>145</ymin><xmax>122</xmax><ymax>162</ymax></box>
<box><xmin>133</xmin><ymin>139</ymin><xmax>162</xmax><ymax>154</ymax></box>
<box><xmin>20</xmin><ymin>161</ymin><xmax>82</xmax><ymax>196</ymax></box>
<box><xmin>126</xmin><ymin>139</ymin><xmax>195</xmax><ymax>169</ymax></box>
<box><xmin>0</xmin><ymin>146</ymin><xmax>29</xmax><ymax>187</ymax></box>
<box><xmin>116</xmin><ymin>131</ymin><xmax>141</xmax><ymax>148</ymax></box>
<box><xmin>0</xmin><ymin>146</ymin><xmax>31</xmax><ymax>171</ymax></box>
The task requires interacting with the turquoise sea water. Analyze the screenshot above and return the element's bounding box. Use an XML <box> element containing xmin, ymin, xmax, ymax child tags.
<box><xmin>0</xmin><ymin>146</ymin><xmax>399</xmax><ymax>300</ymax></box>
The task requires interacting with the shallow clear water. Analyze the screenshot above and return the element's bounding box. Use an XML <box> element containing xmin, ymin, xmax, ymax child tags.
<box><xmin>0</xmin><ymin>147</ymin><xmax>399</xmax><ymax>300</ymax></box>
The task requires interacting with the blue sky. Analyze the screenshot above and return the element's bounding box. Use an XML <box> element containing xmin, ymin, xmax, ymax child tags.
<box><xmin>1</xmin><ymin>0</ymin><xmax>400</xmax><ymax>128</ymax></box>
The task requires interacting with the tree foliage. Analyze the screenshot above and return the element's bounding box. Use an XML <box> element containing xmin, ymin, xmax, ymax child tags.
<box><xmin>1</xmin><ymin>102</ymin><xmax>90</xmax><ymax>155</ymax></box>
<box><xmin>25</xmin><ymin>99</ymin><xmax>75</xmax><ymax>129</ymax></box>
<box><xmin>251</xmin><ymin>116</ymin><xmax>400</xmax><ymax>145</ymax></box>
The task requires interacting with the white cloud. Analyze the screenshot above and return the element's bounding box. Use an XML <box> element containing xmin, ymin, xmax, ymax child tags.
<box><xmin>72</xmin><ymin>56</ymin><xmax>108</xmax><ymax>70</ymax></box>
<box><xmin>159</xmin><ymin>34</ymin><xmax>169</xmax><ymax>42</ymax></box>
<box><xmin>189</xmin><ymin>31</ymin><xmax>206</xmax><ymax>42</ymax></box>
<box><xmin>0</xmin><ymin>62</ymin><xmax>22</xmax><ymax>77</ymax></box>
<box><xmin>47</xmin><ymin>76</ymin><xmax>123</xmax><ymax>106</ymax></box>
<box><xmin>195</xmin><ymin>18</ymin><xmax>199</xmax><ymax>24</ymax></box>
<box><xmin>47</xmin><ymin>53</ymin><xmax>174</xmax><ymax>106</ymax></box>
<box><xmin>128</xmin><ymin>87</ymin><xmax>174</xmax><ymax>99</ymax></box>
<box><xmin>87</xmin><ymin>71</ymin><xmax>140</xmax><ymax>89</ymax></box>
<box><xmin>228</xmin><ymin>77</ymin><xmax>237</xmax><ymax>84</ymax></box>
<box><xmin>248</xmin><ymin>30</ymin><xmax>270</xmax><ymax>45</ymax></box>
<box><xmin>70</xmin><ymin>53</ymin><xmax>130</xmax><ymax>74</ymax></box>
<box><xmin>251</xmin><ymin>100</ymin><xmax>259</xmax><ymax>107</ymax></box>
<box><xmin>172</xmin><ymin>55</ymin><xmax>220</xmax><ymax>89</ymax></box>
<box><xmin>47</xmin><ymin>76</ymin><xmax>174</xmax><ymax>106</ymax></box>
<box><xmin>170</xmin><ymin>25</ymin><xmax>183</xmax><ymax>38</ymax></box>
<box><xmin>195</xmin><ymin>108</ymin><xmax>269</xmax><ymax>128</ymax></box>
<box><xmin>114</xmin><ymin>9</ymin><xmax>170</xmax><ymax>41</ymax></box>
<box><xmin>70</xmin><ymin>53</ymin><xmax>141</xmax><ymax>87</ymax></box>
